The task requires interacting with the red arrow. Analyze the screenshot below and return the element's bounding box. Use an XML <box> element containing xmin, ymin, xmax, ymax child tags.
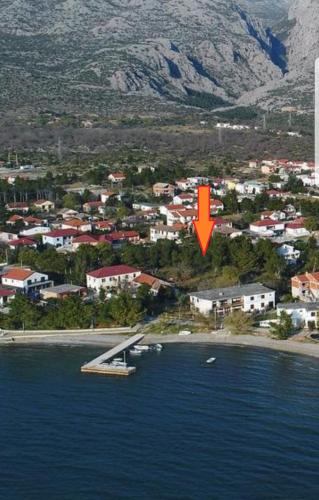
<box><xmin>193</xmin><ymin>185</ymin><xmax>216</xmax><ymax>256</ymax></box>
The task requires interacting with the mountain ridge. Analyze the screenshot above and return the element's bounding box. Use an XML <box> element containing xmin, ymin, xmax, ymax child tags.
<box><xmin>0</xmin><ymin>0</ymin><xmax>315</xmax><ymax>115</ymax></box>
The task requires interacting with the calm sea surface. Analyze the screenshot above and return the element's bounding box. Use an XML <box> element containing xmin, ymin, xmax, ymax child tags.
<box><xmin>1</xmin><ymin>343</ymin><xmax>319</xmax><ymax>500</ymax></box>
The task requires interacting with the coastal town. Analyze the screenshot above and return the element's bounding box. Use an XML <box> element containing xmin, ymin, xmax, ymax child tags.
<box><xmin>0</xmin><ymin>153</ymin><xmax>318</xmax><ymax>340</ymax></box>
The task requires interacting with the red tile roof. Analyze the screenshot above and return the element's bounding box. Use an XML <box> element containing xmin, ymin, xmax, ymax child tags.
<box><xmin>45</xmin><ymin>229</ymin><xmax>79</xmax><ymax>238</ymax></box>
<box><xmin>0</xmin><ymin>288</ymin><xmax>16</xmax><ymax>297</ymax></box>
<box><xmin>87</xmin><ymin>265</ymin><xmax>139</xmax><ymax>279</ymax></box>
<box><xmin>9</xmin><ymin>237</ymin><xmax>37</xmax><ymax>247</ymax></box>
<box><xmin>73</xmin><ymin>234</ymin><xmax>98</xmax><ymax>244</ymax></box>
<box><xmin>2</xmin><ymin>268</ymin><xmax>34</xmax><ymax>280</ymax></box>
<box><xmin>251</xmin><ymin>219</ymin><xmax>284</xmax><ymax>227</ymax></box>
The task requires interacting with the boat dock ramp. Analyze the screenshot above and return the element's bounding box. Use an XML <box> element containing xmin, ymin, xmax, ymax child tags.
<box><xmin>81</xmin><ymin>333</ymin><xmax>145</xmax><ymax>376</ymax></box>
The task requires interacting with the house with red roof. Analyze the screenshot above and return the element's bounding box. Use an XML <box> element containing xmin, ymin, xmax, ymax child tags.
<box><xmin>132</xmin><ymin>273</ymin><xmax>171</xmax><ymax>296</ymax></box>
<box><xmin>72</xmin><ymin>234</ymin><xmax>103</xmax><ymax>251</ymax></box>
<box><xmin>1</xmin><ymin>267</ymin><xmax>52</xmax><ymax>294</ymax></box>
<box><xmin>291</xmin><ymin>272</ymin><xmax>319</xmax><ymax>301</ymax></box>
<box><xmin>108</xmin><ymin>172</ymin><xmax>126</xmax><ymax>184</ymax></box>
<box><xmin>104</xmin><ymin>231</ymin><xmax>140</xmax><ymax>247</ymax></box>
<box><xmin>6</xmin><ymin>214</ymin><xmax>24</xmax><ymax>225</ymax></box>
<box><xmin>173</xmin><ymin>193</ymin><xmax>194</xmax><ymax>205</ymax></box>
<box><xmin>42</xmin><ymin>228</ymin><xmax>79</xmax><ymax>247</ymax></box>
<box><xmin>83</xmin><ymin>201</ymin><xmax>104</xmax><ymax>213</ymax></box>
<box><xmin>8</xmin><ymin>237</ymin><xmax>38</xmax><ymax>250</ymax></box>
<box><xmin>250</xmin><ymin>219</ymin><xmax>285</xmax><ymax>236</ymax></box>
<box><xmin>6</xmin><ymin>202</ymin><xmax>29</xmax><ymax>213</ymax></box>
<box><xmin>61</xmin><ymin>218</ymin><xmax>92</xmax><ymax>232</ymax></box>
<box><xmin>86</xmin><ymin>265</ymin><xmax>141</xmax><ymax>292</ymax></box>
<box><xmin>153</xmin><ymin>183</ymin><xmax>175</xmax><ymax>198</ymax></box>
<box><xmin>94</xmin><ymin>220</ymin><xmax>114</xmax><ymax>232</ymax></box>
<box><xmin>33</xmin><ymin>200</ymin><xmax>55</xmax><ymax>212</ymax></box>
<box><xmin>0</xmin><ymin>288</ymin><xmax>16</xmax><ymax>307</ymax></box>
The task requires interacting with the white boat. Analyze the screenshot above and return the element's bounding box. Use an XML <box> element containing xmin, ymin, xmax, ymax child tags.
<box><xmin>154</xmin><ymin>343</ymin><xmax>163</xmax><ymax>351</ymax></box>
<box><xmin>129</xmin><ymin>348</ymin><xmax>142</xmax><ymax>355</ymax></box>
<box><xmin>111</xmin><ymin>360</ymin><xmax>127</xmax><ymax>367</ymax></box>
<box><xmin>206</xmin><ymin>357</ymin><xmax>216</xmax><ymax>364</ymax></box>
<box><xmin>134</xmin><ymin>345</ymin><xmax>150</xmax><ymax>352</ymax></box>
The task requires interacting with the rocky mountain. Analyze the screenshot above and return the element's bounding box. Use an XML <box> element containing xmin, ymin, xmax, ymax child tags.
<box><xmin>0</xmin><ymin>0</ymin><xmax>315</xmax><ymax>114</ymax></box>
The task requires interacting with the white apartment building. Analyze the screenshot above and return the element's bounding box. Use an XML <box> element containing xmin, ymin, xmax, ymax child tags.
<box><xmin>86</xmin><ymin>265</ymin><xmax>141</xmax><ymax>292</ymax></box>
<box><xmin>190</xmin><ymin>283</ymin><xmax>275</xmax><ymax>316</ymax></box>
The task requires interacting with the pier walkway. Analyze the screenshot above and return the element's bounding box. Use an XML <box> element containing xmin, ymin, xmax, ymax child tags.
<box><xmin>81</xmin><ymin>333</ymin><xmax>145</xmax><ymax>376</ymax></box>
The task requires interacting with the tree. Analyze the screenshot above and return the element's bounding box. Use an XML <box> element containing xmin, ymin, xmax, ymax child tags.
<box><xmin>224</xmin><ymin>310</ymin><xmax>253</xmax><ymax>335</ymax></box>
<box><xmin>108</xmin><ymin>292</ymin><xmax>144</xmax><ymax>326</ymax></box>
<box><xmin>6</xmin><ymin>294</ymin><xmax>42</xmax><ymax>329</ymax></box>
<box><xmin>223</xmin><ymin>190</ymin><xmax>239</xmax><ymax>214</ymax></box>
<box><xmin>271</xmin><ymin>311</ymin><xmax>293</xmax><ymax>340</ymax></box>
<box><xmin>305</xmin><ymin>216</ymin><xmax>318</xmax><ymax>232</ymax></box>
<box><xmin>62</xmin><ymin>193</ymin><xmax>80</xmax><ymax>210</ymax></box>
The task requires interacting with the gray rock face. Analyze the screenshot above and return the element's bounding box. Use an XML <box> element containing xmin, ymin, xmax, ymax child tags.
<box><xmin>0</xmin><ymin>0</ymin><xmax>314</xmax><ymax>113</ymax></box>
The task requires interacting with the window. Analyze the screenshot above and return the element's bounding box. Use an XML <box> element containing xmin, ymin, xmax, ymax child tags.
<box><xmin>261</xmin><ymin>295</ymin><xmax>265</xmax><ymax>299</ymax></box>
<box><xmin>261</xmin><ymin>303</ymin><xmax>265</xmax><ymax>308</ymax></box>
<box><xmin>250</xmin><ymin>305</ymin><xmax>254</xmax><ymax>310</ymax></box>
<box><xmin>311</xmin><ymin>312</ymin><xmax>316</xmax><ymax>317</ymax></box>
<box><xmin>250</xmin><ymin>296</ymin><xmax>254</xmax><ymax>301</ymax></box>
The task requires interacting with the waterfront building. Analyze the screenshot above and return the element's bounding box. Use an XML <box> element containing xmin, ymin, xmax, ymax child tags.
<box><xmin>189</xmin><ymin>283</ymin><xmax>275</xmax><ymax>316</ymax></box>
<box><xmin>277</xmin><ymin>302</ymin><xmax>319</xmax><ymax>329</ymax></box>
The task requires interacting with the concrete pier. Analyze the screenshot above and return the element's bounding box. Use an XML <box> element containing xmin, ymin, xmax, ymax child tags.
<box><xmin>81</xmin><ymin>333</ymin><xmax>144</xmax><ymax>376</ymax></box>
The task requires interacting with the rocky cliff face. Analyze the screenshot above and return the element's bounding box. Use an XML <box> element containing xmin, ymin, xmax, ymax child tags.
<box><xmin>0</xmin><ymin>0</ymin><xmax>315</xmax><ymax>113</ymax></box>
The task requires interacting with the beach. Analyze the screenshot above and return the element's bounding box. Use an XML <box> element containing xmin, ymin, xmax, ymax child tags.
<box><xmin>1</xmin><ymin>328</ymin><xmax>319</xmax><ymax>359</ymax></box>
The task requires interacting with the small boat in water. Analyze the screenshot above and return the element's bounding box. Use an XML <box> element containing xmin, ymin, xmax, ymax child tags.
<box><xmin>154</xmin><ymin>343</ymin><xmax>163</xmax><ymax>351</ymax></box>
<box><xmin>129</xmin><ymin>348</ymin><xmax>142</xmax><ymax>356</ymax></box>
<box><xmin>134</xmin><ymin>345</ymin><xmax>150</xmax><ymax>352</ymax></box>
<box><xmin>206</xmin><ymin>357</ymin><xmax>216</xmax><ymax>364</ymax></box>
<box><xmin>111</xmin><ymin>360</ymin><xmax>127</xmax><ymax>368</ymax></box>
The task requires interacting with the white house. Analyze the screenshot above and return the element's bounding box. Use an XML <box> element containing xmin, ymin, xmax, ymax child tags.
<box><xmin>86</xmin><ymin>265</ymin><xmax>141</xmax><ymax>292</ymax></box>
<box><xmin>235</xmin><ymin>181</ymin><xmax>267</xmax><ymax>195</ymax></box>
<box><xmin>61</xmin><ymin>219</ymin><xmax>92</xmax><ymax>233</ymax></box>
<box><xmin>173</xmin><ymin>193</ymin><xmax>194</xmax><ymax>205</ymax></box>
<box><xmin>20</xmin><ymin>226</ymin><xmax>51</xmax><ymax>237</ymax></box>
<box><xmin>277</xmin><ymin>244</ymin><xmax>301</xmax><ymax>265</ymax></box>
<box><xmin>33</xmin><ymin>200</ymin><xmax>55</xmax><ymax>212</ymax></box>
<box><xmin>175</xmin><ymin>179</ymin><xmax>191</xmax><ymax>191</ymax></box>
<box><xmin>42</xmin><ymin>228</ymin><xmax>78</xmax><ymax>247</ymax></box>
<box><xmin>250</xmin><ymin>219</ymin><xmax>285</xmax><ymax>236</ymax></box>
<box><xmin>108</xmin><ymin>172</ymin><xmax>126</xmax><ymax>184</ymax></box>
<box><xmin>189</xmin><ymin>283</ymin><xmax>275</xmax><ymax>316</ymax></box>
<box><xmin>194</xmin><ymin>199</ymin><xmax>224</xmax><ymax>214</ymax></box>
<box><xmin>150</xmin><ymin>224</ymin><xmax>185</xmax><ymax>243</ymax></box>
<box><xmin>0</xmin><ymin>288</ymin><xmax>16</xmax><ymax>307</ymax></box>
<box><xmin>187</xmin><ymin>176</ymin><xmax>209</xmax><ymax>187</ymax></box>
<box><xmin>277</xmin><ymin>302</ymin><xmax>319</xmax><ymax>329</ymax></box>
<box><xmin>285</xmin><ymin>223</ymin><xmax>310</xmax><ymax>238</ymax></box>
<box><xmin>0</xmin><ymin>231</ymin><xmax>17</xmax><ymax>243</ymax></box>
<box><xmin>1</xmin><ymin>268</ymin><xmax>52</xmax><ymax>294</ymax></box>
<box><xmin>101</xmin><ymin>191</ymin><xmax>118</xmax><ymax>203</ymax></box>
